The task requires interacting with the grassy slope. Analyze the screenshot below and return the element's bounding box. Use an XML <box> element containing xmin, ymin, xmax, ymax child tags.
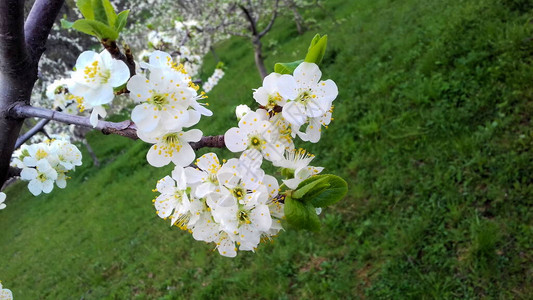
<box><xmin>1</xmin><ymin>0</ymin><xmax>533</xmax><ymax>298</ymax></box>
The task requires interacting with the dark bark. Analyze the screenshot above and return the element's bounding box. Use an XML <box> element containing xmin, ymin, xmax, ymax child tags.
<box><xmin>239</xmin><ymin>0</ymin><xmax>279</xmax><ymax>80</ymax></box>
<box><xmin>15</xmin><ymin>118</ymin><xmax>51</xmax><ymax>149</ymax></box>
<box><xmin>252</xmin><ymin>37</ymin><xmax>268</xmax><ymax>80</ymax></box>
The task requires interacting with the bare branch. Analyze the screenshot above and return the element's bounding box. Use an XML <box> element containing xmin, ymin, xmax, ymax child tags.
<box><xmin>258</xmin><ymin>0</ymin><xmax>280</xmax><ymax>38</ymax></box>
<box><xmin>7</xmin><ymin>166</ymin><xmax>20</xmax><ymax>178</ymax></box>
<box><xmin>24</xmin><ymin>0</ymin><xmax>65</xmax><ymax>61</ymax></box>
<box><xmin>102</xmin><ymin>39</ymin><xmax>136</xmax><ymax>77</ymax></box>
<box><xmin>15</xmin><ymin>118</ymin><xmax>51</xmax><ymax>149</ymax></box>
<box><xmin>239</xmin><ymin>3</ymin><xmax>258</xmax><ymax>36</ymax></box>
<box><xmin>9</xmin><ymin>103</ymin><xmax>226</xmax><ymax>150</ymax></box>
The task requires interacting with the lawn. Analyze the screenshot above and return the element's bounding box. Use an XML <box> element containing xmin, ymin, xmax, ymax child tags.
<box><xmin>1</xmin><ymin>0</ymin><xmax>532</xmax><ymax>298</ymax></box>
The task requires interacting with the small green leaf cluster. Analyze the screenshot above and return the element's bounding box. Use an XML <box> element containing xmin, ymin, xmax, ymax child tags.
<box><xmin>61</xmin><ymin>0</ymin><xmax>129</xmax><ymax>41</ymax></box>
<box><xmin>274</xmin><ymin>33</ymin><xmax>328</xmax><ymax>75</ymax></box>
<box><xmin>285</xmin><ymin>175</ymin><xmax>347</xmax><ymax>231</ymax></box>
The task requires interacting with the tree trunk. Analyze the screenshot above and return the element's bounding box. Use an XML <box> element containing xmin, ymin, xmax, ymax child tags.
<box><xmin>252</xmin><ymin>37</ymin><xmax>268</xmax><ymax>80</ymax></box>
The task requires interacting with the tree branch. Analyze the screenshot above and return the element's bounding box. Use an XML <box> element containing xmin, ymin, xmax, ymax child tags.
<box><xmin>258</xmin><ymin>0</ymin><xmax>280</xmax><ymax>38</ymax></box>
<box><xmin>15</xmin><ymin>118</ymin><xmax>51</xmax><ymax>149</ymax></box>
<box><xmin>238</xmin><ymin>3</ymin><xmax>258</xmax><ymax>36</ymax></box>
<box><xmin>0</xmin><ymin>0</ymin><xmax>29</xmax><ymax>72</ymax></box>
<box><xmin>7</xmin><ymin>166</ymin><xmax>20</xmax><ymax>178</ymax></box>
<box><xmin>24</xmin><ymin>0</ymin><xmax>65</xmax><ymax>61</ymax></box>
<box><xmin>10</xmin><ymin>103</ymin><xmax>139</xmax><ymax>140</ymax></box>
<box><xmin>102</xmin><ymin>39</ymin><xmax>136</xmax><ymax>77</ymax></box>
<box><xmin>9</xmin><ymin>103</ymin><xmax>226</xmax><ymax>150</ymax></box>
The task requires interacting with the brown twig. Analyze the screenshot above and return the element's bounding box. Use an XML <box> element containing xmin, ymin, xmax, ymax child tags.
<box><xmin>9</xmin><ymin>103</ymin><xmax>226</xmax><ymax>150</ymax></box>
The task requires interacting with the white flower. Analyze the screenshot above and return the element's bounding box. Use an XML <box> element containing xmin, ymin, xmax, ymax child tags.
<box><xmin>0</xmin><ymin>192</ymin><xmax>6</xmax><ymax>210</ymax></box>
<box><xmin>68</xmin><ymin>50</ymin><xmax>130</xmax><ymax>107</ymax></box>
<box><xmin>273</xmin><ymin>148</ymin><xmax>324</xmax><ymax>189</ymax></box>
<box><xmin>46</xmin><ymin>78</ymin><xmax>72</xmax><ymax>110</ymax></box>
<box><xmin>253</xmin><ymin>72</ymin><xmax>297</xmax><ymax>110</ymax></box>
<box><xmin>295</xmin><ymin>108</ymin><xmax>333</xmax><ymax>143</ymax></box>
<box><xmin>224</xmin><ymin>111</ymin><xmax>287</xmax><ymax>162</ymax></box>
<box><xmin>203</xmin><ymin>68</ymin><xmax>225</xmax><ymax>93</ymax></box>
<box><xmin>20</xmin><ymin>159</ymin><xmax>58</xmax><ymax>196</ymax></box>
<box><xmin>0</xmin><ymin>281</ymin><xmax>13</xmax><ymax>299</ymax></box>
<box><xmin>153</xmin><ymin>165</ymin><xmax>191</xmax><ymax>227</ymax></box>
<box><xmin>184</xmin><ymin>153</ymin><xmax>222</xmax><ymax>198</ymax></box>
<box><xmin>282</xmin><ymin>62</ymin><xmax>338</xmax><ymax>127</ymax></box>
<box><xmin>22</xmin><ymin>143</ymin><xmax>57</xmax><ymax>167</ymax></box>
<box><xmin>235</xmin><ymin>104</ymin><xmax>252</xmax><ymax>121</ymax></box>
<box><xmin>138</xmin><ymin>129</ymin><xmax>202</xmax><ymax>167</ymax></box>
<box><xmin>50</xmin><ymin>139</ymin><xmax>82</xmax><ymax>171</ymax></box>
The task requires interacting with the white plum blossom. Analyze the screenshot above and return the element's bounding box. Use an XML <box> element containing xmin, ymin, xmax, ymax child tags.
<box><xmin>253</xmin><ymin>72</ymin><xmax>297</xmax><ymax>110</ymax></box>
<box><xmin>129</xmin><ymin>51</ymin><xmax>211</xmax><ymax>135</ymax></box>
<box><xmin>68</xmin><ymin>50</ymin><xmax>130</xmax><ymax>127</ymax></box>
<box><xmin>282</xmin><ymin>62</ymin><xmax>338</xmax><ymax>128</ymax></box>
<box><xmin>17</xmin><ymin>139</ymin><xmax>82</xmax><ymax>194</ymax></box>
<box><xmin>22</xmin><ymin>143</ymin><xmax>57</xmax><ymax>167</ymax></box>
<box><xmin>46</xmin><ymin>78</ymin><xmax>73</xmax><ymax>111</ymax></box>
<box><xmin>20</xmin><ymin>159</ymin><xmax>58</xmax><ymax>196</ymax></box>
<box><xmin>153</xmin><ymin>166</ymin><xmax>192</xmax><ymax>227</ymax></box>
<box><xmin>184</xmin><ymin>153</ymin><xmax>222</xmax><ymax>198</ymax></box>
<box><xmin>235</xmin><ymin>104</ymin><xmax>252</xmax><ymax>120</ymax></box>
<box><xmin>202</xmin><ymin>68</ymin><xmax>225</xmax><ymax>93</ymax></box>
<box><xmin>138</xmin><ymin>129</ymin><xmax>202</xmax><ymax>167</ymax></box>
<box><xmin>0</xmin><ymin>281</ymin><xmax>13</xmax><ymax>299</ymax></box>
<box><xmin>273</xmin><ymin>148</ymin><xmax>324</xmax><ymax>189</ymax></box>
<box><xmin>224</xmin><ymin>110</ymin><xmax>287</xmax><ymax>162</ymax></box>
<box><xmin>68</xmin><ymin>50</ymin><xmax>130</xmax><ymax>107</ymax></box>
<box><xmin>0</xmin><ymin>192</ymin><xmax>6</xmax><ymax>210</ymax></box>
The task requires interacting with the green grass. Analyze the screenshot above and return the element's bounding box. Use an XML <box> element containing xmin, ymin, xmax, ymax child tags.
<box><xmin>1</xmin><ymin>0</ymin><xmax>533</xmax><ymax>298</ymax></box>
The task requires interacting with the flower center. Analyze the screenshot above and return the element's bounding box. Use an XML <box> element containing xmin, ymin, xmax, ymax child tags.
<box><xmin>296</xmin><ymin>90</ymin><xmax>314</xmax><ymax>104</ymax></box>
<box><xmin>35</xmin><ymin>149</ymin><xmax>48</xmax><ymax>160</ymax></box>
<box><xmin>37</xmin><ymin>173</ymin><xmax>47</xmax><ymax>182</ymax></box>
<box><xmin>231</xmin><ymin>187</ymin><xmax>245</xmax><ymax>200</ymax></box>
<box><xmin>83</xmin><ymin>61</ymin><xmax>111</xmax><ymax>84</ymax></box>
<box><xmin>151</xmin><ymin>93</ymin><xmax>169</xmax><ymax>109</ymax></box>
<box><xmin>238</xmin><ymin>209</ymin><xmax>251</xmax><ymax>225</ymax></box>
<box><xmin>248</xmin><ymin>135</ymin><xmax>264</xmax><ymax>150</ymax></box>
<box><xmin>266</xmin><ymin>93</ymin><xmax>282</xmax><ymax>109</ymax></box>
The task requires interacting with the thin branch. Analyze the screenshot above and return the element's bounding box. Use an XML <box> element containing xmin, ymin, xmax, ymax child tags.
<box><xmin>7</xmin><ymin>166</ymin><xmax>20</xmax><ymax>178</ymax></box>
<box><xmin>24</xmin><ymin>0</ymin><xmax>65</xmax><ymax>61</ymax></box>
<box><xmin>239</xmin><ymin>4</ymin><xmax>258</xmax><ymax>36</ymax></box>
<box><xmin>10</xmin><ymin>103</ymin><xmax>139</xmax><ymax>140</ymax></box>
<box><xmin>102</xmin><ymin>39</ymin><xmax>136</xmax><ymax>77</ymax></box>
<box><xmin>9</xmin><ymin>103</ymin><xmax>226</xmax><ymax>150</ymax></box>
<box><xmin>258</xmin><ymin>0</ymin><xmax>280</xmax><ymax>38</ymax></box>
<box><xmin>15</xmin><ymin>118</ymin><xmax>50</xmax><ymax>148</ymax></box>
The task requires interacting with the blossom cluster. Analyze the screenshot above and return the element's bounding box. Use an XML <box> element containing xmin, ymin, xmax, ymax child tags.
<box><xmin>11</xmin><ymin>138</ymin><xmax>82</xmax><ymax>196</ymax></box>
<box><xmin>129</xmin><ymin>50</ymin><xmax>211</xmax><ymax>167</ymax></box>
<box><xmin>0</xmin><ymin>281</ymin><xmax>13</xmax><ymax>300</ymax></box>
<box><xmin>202</xmin><ymin>68</ymin><xmax>225</xmax><ymax>93</ymax></box>
<box><xmin>149</xmin><ymin>59</ymin><xmax>337</xmax><ymax>257</ymax></box>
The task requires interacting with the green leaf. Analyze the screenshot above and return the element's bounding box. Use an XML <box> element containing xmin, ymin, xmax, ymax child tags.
<box><xmin>304</xmin><ymin>34</ymin><xmax>328</xmax><ymax>65</ymax></box>
<box><xmin>297</xmin><ymin>174</ymin><xmax>348</xmax><ymax>207</ymax></box>
<box><xmin>284</xmin><ymin>196</ymin><xmax>320</xmax><ymax>231</ymax></box>
<box><xmin>72</xmin><ymin>19</ymin><xmax>118</xmax><ymax>40</ymax></box>
<box><xmin>274</xmin><ymin>59</ymin><xmax>304</xmax><ymax>75</ymax></box>
<box><xmin>292</xmin><ymin>176</ymin><xmax>329</xmax><ymax>199</ymax></box>
<box><xmin>76</xmin><ymin>0</ymin><xmax>94</xmax><ymax>20</ymax></box>
<box><xmin>115</xmin><ymin>9</ymin><xmax>129</xmax><ymax>33</ymax></box>
<box><xmin>60</xmin><ymin>19</ymin><xmax>74</xmax><ymax>29</ymax></box>
<box><xmin>92</xmin><ymin>0</ymin><xmax>109</xmax><ymax>25</ymax></box>
<box><xmin>102</xmin><ymin>0</ymin><xmax>117</xmax><ymax>27</ymax></box>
